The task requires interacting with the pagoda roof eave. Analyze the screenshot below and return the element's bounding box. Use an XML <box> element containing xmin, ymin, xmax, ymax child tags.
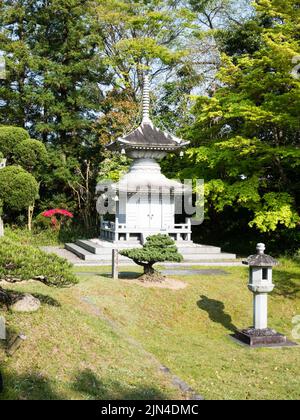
<box><xmin>106</xmin><ymin>139</ymin><xmax>190</xmax><ymax>152</ymax></box>
<box><xmin>106</xmin><ymin>120</ymin><xmax>189</xmax><ymax>152</ymax></box>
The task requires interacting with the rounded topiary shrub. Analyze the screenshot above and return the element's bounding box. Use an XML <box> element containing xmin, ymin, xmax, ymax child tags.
<box><xmin>13</xmin><ymin>139</ymin><xmax>48</xmax><ymax>171</ymax></box>
<box><xmin>0</xmin><ymin>166</ymin><xmax>39</xmax><ymax>211</ymax></box>
<box><xmin>0</xmin><ymin>126</ymin><xmax>30</xmax><ymax>158</ymax></box>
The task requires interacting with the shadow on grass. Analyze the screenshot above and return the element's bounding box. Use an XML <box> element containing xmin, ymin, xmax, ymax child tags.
<box><xmin>0</xmin><ymin>370</ymin><xmax>63</xmax><ymax>400</ymax></box>
<box><xmin>273</xmin><ymin>270</ymin><xmax>300</xmax><ymax>300</ymax></box>
<box><xmin>197</xmin><ymin>295</ymin><xmax>237</xmax><ymax>332</ymax></box>
<box><xmin>0</xmin><ymin>290</ymin><xmax>60</xmax><ymax>309</ymax></box>
<box><xmin>32</xmin><ymin>293</ymin><xmax>61</xmax><ymax>307</ymax></box>
<box><xmin>72</xmin><ymin>369</ymin><xmax>169</xmax><ymax>400</ymax></box>
<box><xmin>0</xmin><ymin>368</ymin><xmax>171</xmax><ymax>400</ymax></box>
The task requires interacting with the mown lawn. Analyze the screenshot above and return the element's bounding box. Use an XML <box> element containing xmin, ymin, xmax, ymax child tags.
<box><xmin>1</xmin><ymin>259</ymin><xmax>299</xmax><ymax>400</ymax></box>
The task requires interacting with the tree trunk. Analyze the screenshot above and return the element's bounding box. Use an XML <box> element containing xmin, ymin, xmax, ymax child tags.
<box><xmin>143</xmin><ymin>264</ymin><xmax>155</xmax><ymax>276</ymax></box>
<box><xmin>0</xmin><ymin>216</ymin><xmax>4</xmax><ymax>237</ymax></box>
<box><xmin>28</xmin><ymin>204</ymin><xmax>34</xmax><ymax>232</ymax></box>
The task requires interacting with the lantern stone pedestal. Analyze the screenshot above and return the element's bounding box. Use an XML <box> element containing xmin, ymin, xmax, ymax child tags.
<box><xmin>234</xmin><ymin>329</ymin><xmax>288</xmax><ymax>347</ymax></box>
<box><xmin>234</xmin><ymin>243</ymin><xmax>298</xmax><ymax>348</ymax></box>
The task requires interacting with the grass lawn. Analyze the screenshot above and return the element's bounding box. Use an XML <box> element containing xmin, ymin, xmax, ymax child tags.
<box><xmin>0</xmin><ymin>259</ymin><xmax>299</xmax><ymax>400</ymax></box>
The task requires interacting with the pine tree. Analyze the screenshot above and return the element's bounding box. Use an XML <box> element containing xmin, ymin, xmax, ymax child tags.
<box><xmin>0</xmin><ymin>0</ymin><xmax>38</xmax><ymax>127</ymax></box>
<box><xmin>120</xmin><ymin>235</ymin><xmax>183</xmax><ymax>278</ymax></box>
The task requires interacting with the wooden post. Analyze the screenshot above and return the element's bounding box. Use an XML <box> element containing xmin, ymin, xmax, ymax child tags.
<box><xmin>112</xmin><ymin>249</ymin><xmax>119</xmax><ymax>280</ymax></box>
<box><xmin>6</xmin><ymin>333</ymin><xmax>27</xmax><ymax>357</ymax></box>
<box><xmin>0</xmin><ymin>316</ymin><xmax>6</xmax><ymax>340</ymax></box>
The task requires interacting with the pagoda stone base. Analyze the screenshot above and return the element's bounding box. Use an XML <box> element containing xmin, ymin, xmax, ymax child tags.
<box><xmin>65</xmin><ymin>238</ymin><xmax>237</xmax><ymax>263</ymax></box>
<box><xmin>234</xmin><ymin>328</ymin><xmax>297</xmax><ymax>348</ymax></box>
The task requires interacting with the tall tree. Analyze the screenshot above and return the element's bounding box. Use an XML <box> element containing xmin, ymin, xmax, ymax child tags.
<box><xmin>95</xmin><ymin>0</ymin><xmax>193</xmax><ymax>93</ymax></box>
<box><xmin>0</xmin><ymin>0</ymin><xmax>39</xmax><ymax>127</ymax></box>
<box><xmin>175</xmin><ymin>0</ymin><xmax>300</xmax><ymax>250</ymax></box>
<box><xmin>26</xmin><ymin>0</ymin><xmax>109</xmax><ymax>149</ymax></box>
<box><xmin>0</xmin><ymin>1</ymin><xmax>112</xmax><ymax>228</ymax></box>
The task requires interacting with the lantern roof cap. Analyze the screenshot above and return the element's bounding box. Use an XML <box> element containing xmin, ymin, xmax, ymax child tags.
<box><xmin>243</xmin><ymin>243</ymin><xmax>279</xmax><ymax>267</ymax></box>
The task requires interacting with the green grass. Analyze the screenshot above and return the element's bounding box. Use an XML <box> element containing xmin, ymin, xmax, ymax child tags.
<box><xmin>1</xmin><ymin>259</ymin><xmax>300</xmax><ymax>400</ymax></box>
<box><xmin>4</xmin><ymin>225</ymin><xmax>98</xmax><ymax>247</ymax></box>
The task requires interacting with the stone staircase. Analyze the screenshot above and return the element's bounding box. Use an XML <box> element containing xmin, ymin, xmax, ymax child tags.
<box><xmin>65</xmin><ymin>239</ymin><xmax>237</xmax><ymax>263</ymax></box>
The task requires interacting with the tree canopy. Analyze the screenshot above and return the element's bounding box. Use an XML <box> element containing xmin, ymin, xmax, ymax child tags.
<box><xmin>0</xmin><ymin>0</ymin><xmax>299</xmax><ymax>252</ymax></box>
<box><xmin>162</xmin><ymin>0</ymin><xmax>300</xmax><ymax>252</ymax></box>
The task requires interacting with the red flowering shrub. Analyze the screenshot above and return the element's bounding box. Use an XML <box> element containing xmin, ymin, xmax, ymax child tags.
<box><xmin>41</xmin><ymin>209</ymin><xmax>74</xmax><ymax>231</ymax></box>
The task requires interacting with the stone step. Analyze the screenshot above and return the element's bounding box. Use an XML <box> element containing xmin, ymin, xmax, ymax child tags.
<box><xmin>76</xmin><ymin>240</ymin><xmax>142</xmax><ymax>255</ymax></box>
<box><xmin>66</xmin><ymin>243</ymin><xmax>236</xmax><ymax>262</ymax></box>
<box><xmin>65</xmin><ymin>243</ymin><xmax>132</xmax><ymax>262</ymax></box>
<box><xmin>177</xmin><ymin>245</ymin><xmax>221</xmax><ymax>254</ymax></box>
<box><xmin>78</xmin><ymin>239</ymin><xmax>222</xmax><ymax>255</ymax></box>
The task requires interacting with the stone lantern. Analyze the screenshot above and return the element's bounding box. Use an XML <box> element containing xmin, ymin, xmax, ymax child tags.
<box><xmin>235</xmin><ymin>243</ymin><xmax>295</xmax><ymax>347</ymax></box>
<box><xmin>247</xmin><ymin>243</ymin><xmax>277</xmax><ymax>330</ymax></box>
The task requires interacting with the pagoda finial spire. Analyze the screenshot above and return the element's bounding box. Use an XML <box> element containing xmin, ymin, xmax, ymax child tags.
<box><xmin>142</xmin><ymin>73</ymin><xmax>151</xmax><ymax>123</ymax></box>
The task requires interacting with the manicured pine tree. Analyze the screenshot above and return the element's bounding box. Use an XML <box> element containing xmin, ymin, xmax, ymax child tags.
<box><xmin>120</xmin><ymin>235</ymin><xmax>183</xmax><ymax>278</ymax></box>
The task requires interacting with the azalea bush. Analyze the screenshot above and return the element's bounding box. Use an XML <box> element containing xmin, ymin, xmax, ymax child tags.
<box><xmin>41</xmin><ymin>209</ymin><xmax>74</xmax><ymax>231</ymax></box>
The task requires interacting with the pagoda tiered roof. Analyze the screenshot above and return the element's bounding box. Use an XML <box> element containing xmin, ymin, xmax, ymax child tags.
<box><xmin>106</xmin><ymin>75</ymin><xmax>189</xmax><ymax>154</ymax></box>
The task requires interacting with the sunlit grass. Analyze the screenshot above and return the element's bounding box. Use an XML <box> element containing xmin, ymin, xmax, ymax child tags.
<box><xmin>1</xmin><ymin>260</ymin><xmax>299</xmax><ymax>400</ymax></box>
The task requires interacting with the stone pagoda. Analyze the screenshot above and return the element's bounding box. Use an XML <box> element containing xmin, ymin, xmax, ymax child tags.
<box><xmin>97</xmin><ymin>75</ymin><xmax>191</xmax><ymax>245</ymax></box>
<box><xmin>65</xmin><ymin>75</ymin><xmax>236</xmax><ymax>262</ymax></box>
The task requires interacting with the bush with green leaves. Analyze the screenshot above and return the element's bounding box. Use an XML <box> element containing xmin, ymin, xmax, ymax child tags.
<box><xmin>13</xmin><ymin>139</ymin><xmax>48</xmax><ymax>172</ymax></box>
<box><xmin>0</xmin><ymin>237</ymin><xmax>78</xmax><ymax>306</ymax></box>
<box><xmin>0</xmin><ymin>165</ymin><xmax>39</xmax><ymax>211</ymax></box>
<box><xmin>0</xmin><ymin>126</ymin><xmax>30</xmax><ymax>158</ymax></box>
<box><xmin>120</xmin><ymin>234</ymin><xmax>183</xmax><ymax>277</ymax></box>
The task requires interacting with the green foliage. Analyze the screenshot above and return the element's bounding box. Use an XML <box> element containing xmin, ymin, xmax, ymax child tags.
<box><xmin>0</xmin><ymin>126</ymin><xmax>30</xmax><ymax>158</ymax></box>
<box><xmin>13</xmin><ymin>139</ymin><xmax>47</xmax><ymax>173</ymax></box>
<box><xmin>294</xmin><ymin>249</ymin><xmax>300</xmax><ymax>263</ymax></box>
<box><xmin>120</xmin><ymin>235</ymin><xmax>183</xmax><ymax>274</ymax></box>
<box><xmin>96</xmin><ymin>0</ymin><xmax>192</xmax><ymax>79</ymax></box>
<box><xmin>5</xmin><ymin>224</ymin><xmax>98</xmax><ymax>247</ymax></box>
<box><xmin>0</xmin><ymin>0</ymin><xmax>298</xmax><ymax>246</ymax></box>
<box><xmin>5</xmin><ymin>226</ymin><xmax>61</xmax><ymax>247</ymax></box>
<box><xmin>0</xmin><ymin>166</ymin><xmax>39</xmax><ymax>211</ymax></box>
<box><xmin>0</xmin><ymin>0</ymin><xmax>109</xmax><ymax>228</ymax></box>
<box><xmin>97</xmin><ymin>153</ymin><xmax>130</xmax><ymax>183</ymax></box>
<box><xmin>0</xmin><ymin>237</ymin><xmax>77</xmax><ymax>286</ymax></box>
<box><xmin>177</xmin><ymin>0</ymin><xmax>300</xmax><ymax>237</ymax></box>
<box><xmin>249</xmin><ymin>193</ymin><xmax>299</xmax><ymax>233</ymax></box>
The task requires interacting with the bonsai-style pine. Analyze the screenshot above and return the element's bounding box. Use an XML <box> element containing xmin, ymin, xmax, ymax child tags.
<box><xmin>120</xmin><ymin>234</ymin><xmax>183</xmax><ymax>281</ymax></box>
<box><xmin>0</xmin><ymin>237</ymin><xmax>78</xmax><ymax>310</ymax></box>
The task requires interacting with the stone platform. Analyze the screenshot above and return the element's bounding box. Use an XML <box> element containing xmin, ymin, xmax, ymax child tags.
<box><xmin>233</xmin><ymin>328</ymin><xmax>298</xmax><ymax>348</ymax></box>
<box><xmin>65</xmin><ymin>239</ymin><xmax>237</xmax><ymax>264</ymax></box>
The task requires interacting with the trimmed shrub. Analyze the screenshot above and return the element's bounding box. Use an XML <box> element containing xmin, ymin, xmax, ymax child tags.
<box><xmin>120</xmin><ymin>234</ymin><xmax>183</xmax><ymax>276</ymax></box>
<box><xmin>0</xmin><ymin>166</ymin><xmax>39</xmax><ymax>211</ymax></box>
<box><xmin>0</xmin><ymin>237</ymin><xmax>78</xmax><ymax>287</ymax></box>
<box><xmin>13</xmin><ymin>139</ymin><xmax>48</xmax><ymax>171</ymax></box>
<box><xmin>0</xmin><ymin>126</ymin><xmax>30</xmax><ymax>158</ymax></box>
